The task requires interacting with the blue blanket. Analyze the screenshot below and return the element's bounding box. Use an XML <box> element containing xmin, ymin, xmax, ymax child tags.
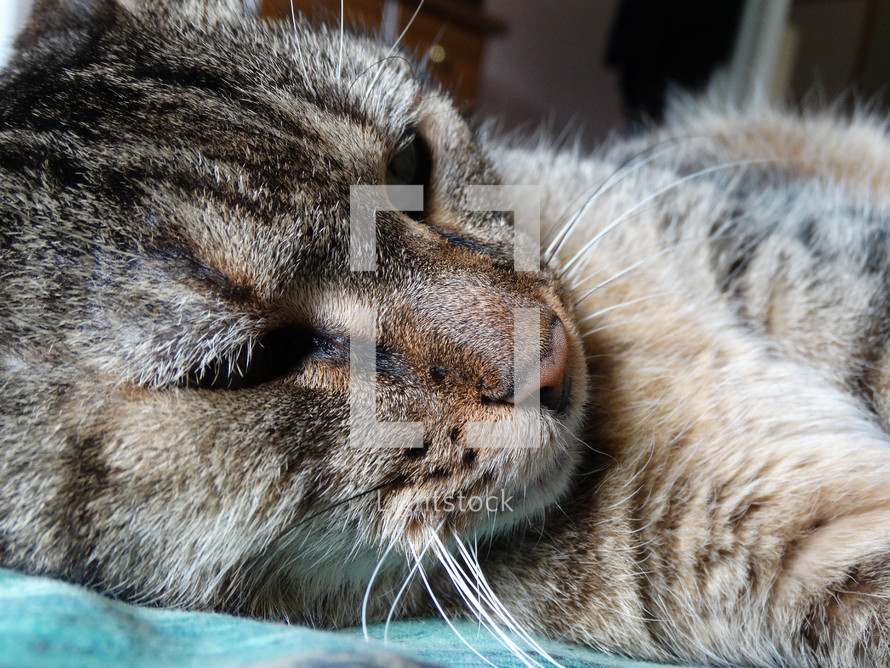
<box><xmin>0</xmin><ymin>569</ymin><xmax>686</xmax><ymax>667</ymax></box>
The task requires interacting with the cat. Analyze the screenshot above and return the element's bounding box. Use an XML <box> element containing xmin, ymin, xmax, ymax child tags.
<box><xmin>3</xmin><ymin>1</ymin><xmax>890</xmax><ymax>666</ymax></box>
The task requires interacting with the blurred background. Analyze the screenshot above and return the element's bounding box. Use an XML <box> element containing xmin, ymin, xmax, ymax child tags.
<box><xmin>2</xmin><ymin>0</ymin><xmax>890</xmax><ymax>147</ymax></box>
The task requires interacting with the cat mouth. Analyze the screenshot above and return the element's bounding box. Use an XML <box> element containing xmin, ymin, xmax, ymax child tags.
<box><xmin>376</xmin><ymin>306</ymin><xmax>588</xmax><ymax>547</ymax></box>
<box><xmin>397</xmin><ymin>468</ymin><xmax>574</xmax><ymax>549</ymax></box>
<box><xmin>395</xmin><ymin>418</ymin><xmax>582</xmax><ymax>542</ymax></box>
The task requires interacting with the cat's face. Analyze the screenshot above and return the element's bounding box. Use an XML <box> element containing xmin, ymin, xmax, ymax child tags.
<box><xmin>0</xmin><ymin>0</ymin><xmax>587</xmax><ymax>617</ymax></box>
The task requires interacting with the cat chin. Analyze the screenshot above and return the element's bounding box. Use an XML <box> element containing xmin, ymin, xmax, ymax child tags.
<box><xmin>481</xmin><ymin>438</ymin><xmax>583</xmax><ymax>538</ymax></box>
<box><xmin>411</xmin><ymin>431</ymin><xmax>584</xmax><ymax>548</ymax></box>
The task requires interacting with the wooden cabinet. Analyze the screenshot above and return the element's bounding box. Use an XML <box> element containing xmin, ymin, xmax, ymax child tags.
<box><xmin>262</xmin><ymin>0</ymin><xmax>505</xmax><ymax>107</ymax></box>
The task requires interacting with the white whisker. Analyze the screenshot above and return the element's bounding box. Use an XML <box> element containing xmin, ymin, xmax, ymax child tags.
<box><xmin>577</xmin><ymin>292</ymin><xmax>677</xmax><ymax>324</ymax></box>
<box><xmin>558</xmin><ymin>159</ymin><xmax>775</xmax><ymax>281</ymax></box>
<box><xmin>430</xmin><ymin>534</ymin><xmax>543</xmax><ymax>667</ymax></box>
<box><xmin>545</xmin><ymin>141</ymin><xmax>696</xmax><ymax>263</ymax></box>
<box><xmin>365</xmin><ymin>0</ymin><xmax>424</xmax><ymax>99</ymax></box>
<box><xmin>391</xmin><ymin>0</ymin><xmax>425</xmax><ymax>57</ymax></box>
<box><xmin>383</xmin><ymin>530</ymin><xmax>438</xmax><ymax>642</ymax></box>
<box><xmin>336</xmin><ymin>0</ymin><xmax>344</xmax><ymax>81</ymax></box>
<box><xmin>450</xmin><ymin>530</ymin><xmax>565</xmax><ymax>668</ymax></box>
<box><xmin>571</xmin><ymin>243</ymin><xmax>688</xmax><ymax>303</ymax></box>
<box><xmin>362</xmin><ymin>538</ymin><xmax>396</xmax><ymax>640</ymax></box>
<box><xmin>411</xmin><ymin>534</ymin><xmax>500</xmax><ymax>668</ymax></box>
<box><xmin>569</xmin><ymin>230</ymin><xmax>747</xmax><ymax>300</ymax></box>
<box><xmin>582</xmin><ymin>320</ymin><xmax>640</xmax><ymax>337</ymax></box>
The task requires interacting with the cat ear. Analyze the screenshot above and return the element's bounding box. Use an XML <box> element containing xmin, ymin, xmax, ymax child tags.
<box><xmin>14</xmin><ymin>0</ymin><xmax>261</xmax><ymax>55</ymax></box>
<box><xmin>15</xmin><ymin>0</ymin><xmax>119</xmax><ymax>50</ymax></box>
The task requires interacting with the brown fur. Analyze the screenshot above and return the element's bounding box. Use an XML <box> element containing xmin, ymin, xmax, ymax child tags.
<box><xmin>3</xmin><ymin>2</ymin><xmax>890</xmax><ymax>666</ymax></box>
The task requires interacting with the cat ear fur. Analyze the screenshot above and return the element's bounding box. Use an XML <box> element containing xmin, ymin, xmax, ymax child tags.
<box><xmin>16</xmin><ymin>0</ymin><xmax>262</xmax><ymax>51</ymax></box>
<box><xmin>15</xmin><ymin>0</ymin><xmax>119</xmax><ymax>50</ymax></box>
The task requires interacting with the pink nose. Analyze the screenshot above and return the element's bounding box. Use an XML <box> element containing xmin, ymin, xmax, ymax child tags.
<box><xmin>510</xmin><ymin>317</ymin><xmax>570</xmax><ymax>412</ymax></box>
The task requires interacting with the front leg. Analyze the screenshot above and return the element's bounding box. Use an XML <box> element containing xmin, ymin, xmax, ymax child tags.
<box><xmin>484</xmin><ymin>301</ymin><xmax>890</xmax><ymax>666</ymax></box>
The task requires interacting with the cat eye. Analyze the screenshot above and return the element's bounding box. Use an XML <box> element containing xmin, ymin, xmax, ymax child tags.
<box><xmin>178</xmin><ymin>327</ymin><xmax>337</xmax><ymax>390</ymax></box>
<box><xmin>385</xmin><ymin>131</ymin><xmax>432</xmax><ymax>222</ymax></box>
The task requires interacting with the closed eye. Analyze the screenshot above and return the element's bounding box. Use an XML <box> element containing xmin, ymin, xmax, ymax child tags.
<box><xmin>429</xmin><ymin>225</ymin><xmax>513</xmax><ymax>269</ymax></box>
<box><xmin>178</xmin><ymin>327</ymin><xmax>341</xmax><ymax>390</ymax></box>
<box><xmin>385</xmin><ymin>129</ymin><xmax>432</xmax><ymax>222</ymax></box>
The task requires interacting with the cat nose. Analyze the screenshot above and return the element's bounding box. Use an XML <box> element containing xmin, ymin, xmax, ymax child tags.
<box><xmin>500</xmin><ymin>316</ymin><xmax>570</xmax><ymax>412</ymax></box>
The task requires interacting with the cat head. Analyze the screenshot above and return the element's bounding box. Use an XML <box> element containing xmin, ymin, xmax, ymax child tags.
<box><xmin>0</xmin><ymin>0</ymin><xmax>587</xmax><ymax>619</ymax></box>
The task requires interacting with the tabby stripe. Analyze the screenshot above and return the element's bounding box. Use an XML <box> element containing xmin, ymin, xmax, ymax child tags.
<box><xmin>708</xmin><ymin>215</ymin><xmax>772</xmax><ymax>296</ymax></box>
<box><xmin>51</xmin><ymin>435</ymin><xmax>111</xmax><ymax>586</ymax></box>
<box><xmin>863</xmin><ymin>228</ymin><xmax>890</xmax><ymax>275</ymax></box>
<box><xmin>628</xmin><ymin>483</ymin><xmax>662</xmax><ymax>644</ymax></box>
<box><xmin>848</xmin><ymin>280</ymin><xmax>890</xmax><ymax>424</ymax></box>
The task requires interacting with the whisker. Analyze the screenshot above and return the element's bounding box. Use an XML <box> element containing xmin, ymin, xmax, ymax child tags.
<box><xmin>388</xmin><ymin>0</ymin><xmax>424</xmax><ymax>58</ymax></box>
<box><xmin>336</xmin><ymin>0</ymin><xmax>344</xmax><ymax>81</ymax></box>
<box><xmin>288</xmin><ymin>2</ymin><xmax>312</xmax><ymax>88</ymax></box>
<box><xmin>365</xmin><ymin>0</ymin><xmax>425</xmax><ymax>100</ymax></box>
<box><xmin>571</xmin><ymin>245</ymin><xmax>686</xmax><ymax>304</ymax></box>
<box><xmin>544</xmin><ymin>136</ymin><xmax>707</xmax><ymax>263</ymax></box>
<box><xmin>362</xmin><ymin>538</ymin><xmax>397</xmax><ymax>640</ymax></box>
<box><xmin>558</xmin><ymin>158</ymin><xmax>777</xmax><ymax>281</ymax></box>
<box><xmin>569</xmin><ymin>228</ymin><xmax>748</xmax><ymax>297</ymax></box>
<box><xmin>582</xmin><ymin>320</ymin><xmax>641</xmax><ymax>337</ymax></box>
<box><xmin>577</xmin><ymin>292</ymin><xmax>678</xmax><ymax>324</ymax></box>
<box><xmin>570</xmin><ymin>235</ymin><xmax>719</xmax><ymax>299</ymax></box>
<box><xmin>348</xmin><ymin>54</ymin><xmax>414</xmax><ymax>99</ymax></box>
<box><xmin>431</xmin><ymin>535</ymin><xmax>543</xmax><ymax>667</ymax></box>
<box><xmin>411</xmin><ymin>532</ymin><xmax>500</xmax><ymax>668</ymax></box>
<box><xmin>291</xmin><ymin>476</ymin><xmax>400</xmax><ymax>529</ymax></box>
<box><xmin>545</xmin><ymin>147</ymin><xmax>677</xmax><ymax>264</ymax></box>
<box><xmin>450</xmin><ymin>531</ymin><xmax>565</xmax><ymax>667</ymax></box>
<box><xmin>383</xmin><ymin>529</ymin><xmax>438</xmax><ymax>642</ymax></box>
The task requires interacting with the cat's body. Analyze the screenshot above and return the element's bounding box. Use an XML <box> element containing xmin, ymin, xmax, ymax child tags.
<box><xmin>485</xmin><ymin>113</ymin><xmax>890</xmax><ymax>663</ymax></box>
<box><xmin>3</xmin><ymin>2</ymin><xmax>890</xmax><ymax>666</ymax></box>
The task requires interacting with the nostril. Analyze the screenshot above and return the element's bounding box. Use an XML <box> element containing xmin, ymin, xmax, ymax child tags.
<box><xmin>539</xmin><ymin>317</ymin><xmax>569</xmax><ymax>411</ymax></box>
<box><xmin>509</xmin><ymin>316</ymin><xmax>570</xmax><ymax>412</ymax></box>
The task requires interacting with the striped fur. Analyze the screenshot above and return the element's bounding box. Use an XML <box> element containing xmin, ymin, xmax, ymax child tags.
<box><xmin>3</xmin><ymin>2</ymin><xmax>890</xmax><ymax>666</ymax></box>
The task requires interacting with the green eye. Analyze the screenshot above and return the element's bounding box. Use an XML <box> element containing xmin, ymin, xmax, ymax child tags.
<box><xmin>386</xmin><ymin>131</ymin><xmax>432</xmax><ymax>222</ymax></box>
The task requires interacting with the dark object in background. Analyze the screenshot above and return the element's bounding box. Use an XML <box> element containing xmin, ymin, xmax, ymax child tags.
<box><xmin>605</xmin><ymin>0</ymin><xmax>745</xmax><ymax>128</ymax></box>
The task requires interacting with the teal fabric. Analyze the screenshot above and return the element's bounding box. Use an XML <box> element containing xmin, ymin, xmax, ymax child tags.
<box><xmin>0</xmin><ymin>568</ymin><xmax>685</xmax><ymax>667</ymax></box>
